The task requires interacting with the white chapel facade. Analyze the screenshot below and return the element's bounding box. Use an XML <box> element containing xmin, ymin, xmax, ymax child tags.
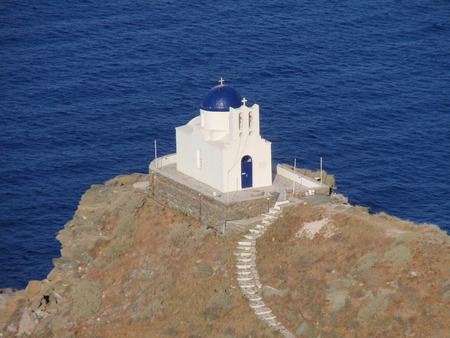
<box><xmin>176</xmin><ymin>79</ymin><xmax>272</xmax><ymax>193</ymax></box>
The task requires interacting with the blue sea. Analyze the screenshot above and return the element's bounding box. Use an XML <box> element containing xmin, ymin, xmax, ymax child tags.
<box><xmin>1</xmin><ymin>0</ymin><xmax>449</xmax><ymax>289</ymax></box>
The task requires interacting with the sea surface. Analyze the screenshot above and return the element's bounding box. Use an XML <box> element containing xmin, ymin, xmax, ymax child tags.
<box><xmin>1</xmin><ymin>0</ymin><xmax>449</xmax><ymax>289</ymax></box>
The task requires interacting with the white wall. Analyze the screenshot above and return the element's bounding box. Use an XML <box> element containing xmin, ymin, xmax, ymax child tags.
<box><xmin>223</xmin><ymin>104</ymin><xmax>272</xmax><ymax>192</ymax></box>
<box><xmin>176</xmin><ymin>103</ymin><xmax>272</xmax><ymax>193</ymax></box>
<box><xmin>276</xmin><ymin>164</ymin><xmax>323</xmax><ymax>189</ymax></box>
<box><xmin>149</xmin><ymin>154</ymin><xmax>177</xmax><ymax>171</ymax></box>
<box><xmin>176</xmin><ymin>122</ymin><xmax>226</xmax><ymax>192</ymax></box>
<box><xmin>201</xmin><ymin>109</ymin><xmax>229</xmax><ymax>131</ymax></box>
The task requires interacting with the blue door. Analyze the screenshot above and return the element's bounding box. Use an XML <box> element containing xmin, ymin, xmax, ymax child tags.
<box><xmin>241</xmin><ymin>155</ymin><xmax>253</xmax><ymax>189</ymax></box>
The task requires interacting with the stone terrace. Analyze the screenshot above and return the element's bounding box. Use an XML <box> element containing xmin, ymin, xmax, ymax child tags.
<box><xmin>148</xmin><ymin>157</ymin><xmax>324</xmax><ymax>233</ymax></box>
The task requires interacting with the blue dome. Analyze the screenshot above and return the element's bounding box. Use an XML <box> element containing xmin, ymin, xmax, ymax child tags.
<box><xmin>201</xmin><ymin>85</ymin><xmax>242</xmax><ymax>111</ymax></box>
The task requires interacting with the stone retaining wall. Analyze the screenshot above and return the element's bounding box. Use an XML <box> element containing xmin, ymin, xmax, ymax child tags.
<box><xmin>149</xmin><ymin>171</ymin><xmax>276</xmax><ymax>233</ymax></box>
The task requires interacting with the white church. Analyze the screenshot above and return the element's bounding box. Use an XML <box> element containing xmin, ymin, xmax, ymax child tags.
<box><xmin>175</xmin><ymin>79</ymin><xmax>273</xmax><ymax>193</ymax></box>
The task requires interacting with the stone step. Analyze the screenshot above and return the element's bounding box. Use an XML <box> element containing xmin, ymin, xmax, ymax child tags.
<box><xmin>238</xmin><ymin>275</ymin><xmax>255</xmax><ymax>286</ymax></box>
<box><xmin>262</xmin><ymin>314</ymin><xmax>277</xmax><ymax>321</ymax></box>
<box><xmin>279</xmin><ymin>329</ymin><xmax>296</xmax><ymax>338</ymax></box>
<box><xmin>269</xmin><ymin>208</ymin><xmax>281</xmax><ymax>215</ymax></box>
<box><xmin>236</xmin><ymin>257</ymin><xmax>254</xmax><ymax>264</ymax></box>
<box><xmin>255</xmin><ymin>307</ymin><xmax>272</xmax><ymax>315</ymax></box>
<box><xmin>237</xmin><ymin>276</ymin><xmax>253</xmax><ymax>282</ymax></box>
<box><xmin>237</xmin><ymin>257</ymin><xmax>253</xmax><ymax>263</ymax></box>
<box><xmin>239</xmin><ymin>281</ymin><xmax>255</xmax><ymax>288</ymax></box>
<box><xmin>249</xmin><ymin>300</ymin><xmax>265</xmax><ymax>309</ymax></box>
<box><xmin>242</xmin><ymin>287</ymin><xmax>257</xmax><ymax>295</ymax></box>
<box><xmin>238</xmin><ymin>267</ymin><xmax>257</xmax><ymax>274</ymax></box>
<box><xmin>238</xmin><ymin>280</ymin><xmax>255</xmax><ymax>287</ymax></box>
<box><xmin>275</xmin><ymin>200</ymin><xmax>290</xmax><ymax>207</ymax></box>
<box><xmin>235</xmin><ymin>251</ymin><xmax>252</xmax><ymax>257</ymax></box>
<box><xmin>238</xmin><ymin>241</ymin><xmax>255</xmax><ymax>246</ymax></box>
<box><xmin>266</xmin><ymin>319</ymin><xmax>280</xmax><ymax>327</ymax></box>
<box><xmin>236</xmin><ymin>264</ymin><xmax>252</xmax><ymax>269</ymax></box>
<box><xmin>246</xmin><ymin>294</ymin><xmax>262</xmax><ymax>301</ymax></box>
<box><xmin>237</xmin><ymin>274</ymin><xmax>252</xmax><ymax>280</ymax></box>
<box><xmin>263</xmin><ymin>312</ymin><xmax>277</xmax><ymax>318</ymax></box>
<box><xmin>236</xmin><ymin>246</ymin><xmax>256</xmax><ymax>252</ymax></box>
<box><xmin>268</xmin><ymin>324</ymin><xmax>281</xmax><ymax>331</ymax></box>
<box><xmin>233</xmin><ymin>208</ymin><xmax>295</xmax><ymax>338</ymax></box>
<box><xmin>236</xmin><ymin>250</ymin><xmax>255</xmax><ymax>255</ymax></box>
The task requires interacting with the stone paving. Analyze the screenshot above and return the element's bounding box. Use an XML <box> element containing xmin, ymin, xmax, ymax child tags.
<box><xmin>235</xmin><ymin>199</ymin><xmax>296</xmax><ymax>338</ymax></box>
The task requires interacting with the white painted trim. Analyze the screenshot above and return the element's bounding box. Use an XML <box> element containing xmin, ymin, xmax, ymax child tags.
<box><xmin>149</xmin><ymin>154</ymin><xmax>177</xmax><ymax>171</ymax></box>
<box><xmin>276</xmin><ymin>164</ymin><xmax>323</xmax><ymax>189</ymax></box>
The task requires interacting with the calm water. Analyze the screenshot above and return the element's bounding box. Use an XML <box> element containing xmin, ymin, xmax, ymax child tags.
<box><xmin>1</xmin><ymin>0</ymin><xmax>449</xmax><ymax>289</ymax></box>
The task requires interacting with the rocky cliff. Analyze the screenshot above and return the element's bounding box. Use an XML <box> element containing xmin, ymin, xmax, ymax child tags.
<box><xmin>0</xmin><ymin>173</ymin><xmax>448</xmax><ymax>337</ymax></box>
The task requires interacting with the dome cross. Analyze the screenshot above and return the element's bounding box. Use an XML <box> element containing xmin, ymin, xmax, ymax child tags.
<box><xmin>219</xmin><ymin>77</ymin><xmax>225</xmax><ymax>85</ymax></box>
<box><xmin>241</xmin><ymin>97</ymin><xmax>247</xmax><ymax>106</ymax></box>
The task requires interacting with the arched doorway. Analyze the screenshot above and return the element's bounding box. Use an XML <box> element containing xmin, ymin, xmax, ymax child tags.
<box><xmin>241</xmin><ymin>155</ymin><xmax>253</xmax><ymax>189</ymax></box>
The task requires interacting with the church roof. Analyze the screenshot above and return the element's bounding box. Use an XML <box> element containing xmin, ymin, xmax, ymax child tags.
<box><xmin>200</xmin><ymin>84</ymin><xmax>242</xmax><ymax>112</ymax></box>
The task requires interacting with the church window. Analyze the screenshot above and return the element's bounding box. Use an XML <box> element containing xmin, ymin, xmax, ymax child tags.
<box><xmin>239</xmin><ymin>113</ymin><xmax>243</xmax><ymax>130</ymax></box>
<box><xmin>249</xmin><ymin>112</ymin><xmax>253</xmax><ymax>129</ymax></box>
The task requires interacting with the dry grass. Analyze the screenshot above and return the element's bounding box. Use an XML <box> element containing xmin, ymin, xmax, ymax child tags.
<box><xmin>383</xmin><ymin>245</ymin><xmax>411</xmax><ymax>269</ymax></box>
<box><xmin>353</xmin><ymin>252</ymin><xmax>379</xmax><ymax>273</ymax></box>
<box><xmin>70</xmin><ymin>279</ymin><xmax>102</xmax><ymax>320</ymax></box>
<box><xmin>357</xmin><ymin>295</ymin><xmax>391</xmax><ymax>326</ymax></box>
<box><xmin>257</xmin><ymin>202</ymin><xmax>450</xmax><ymax>337</ymax></box>
<box><xmin>3</xmin><ymin>174</ymin><xmax>448</xmax><ymax>338</ymax></box>
<box><xmin>201</xmin><ymin>290</ymin><xmax>233</xmax><ymax>320</ymax></box>
<box><xmin>113</xmin><ymin>213</ymin><xmax>137</xmax><ymax>237</ymax></box>
<box><xmin>105</xmin><ymin>237</ymin><xmax>134</xmax><ymax>259</ymax></box>
<box><xmin>167</xmin><ymin>221</ymin><xmax>192</xmax><ymax>246</ymax></box>
<box><xmin>133</xmin><ymin>300</ymin><xmax>164</xmax><ymax>322</ymax></box>
<box><xmin>66</xmin><ymin>180</ymin><xmax>273</xmax><ymax>337</ymax></box>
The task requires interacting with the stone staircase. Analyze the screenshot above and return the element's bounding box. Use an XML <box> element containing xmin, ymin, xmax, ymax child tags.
<box><xmin>235</xmin><ymin>200</ymin><xmax>295</xmax><ymax>338</ymax></box>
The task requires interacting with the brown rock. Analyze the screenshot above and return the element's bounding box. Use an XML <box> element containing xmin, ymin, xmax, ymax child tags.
<box><xmin>47</xmin><ymin>267</ymin><xmax>60</xmax><ymax>281</ymax></box>
<box><xmin>18</xmin><ymin>308</ymin><xmax>36</xmax><ymax>336</ymax></box>
<box><xmin>26</xmin><ymin>280</ymin><xmax>43</xmax><ymax>300</ymax></box>
<box><xmin>30</xmin><ymin>296</ymin><xmax>42</xmax><ymax>311</ymax></box>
